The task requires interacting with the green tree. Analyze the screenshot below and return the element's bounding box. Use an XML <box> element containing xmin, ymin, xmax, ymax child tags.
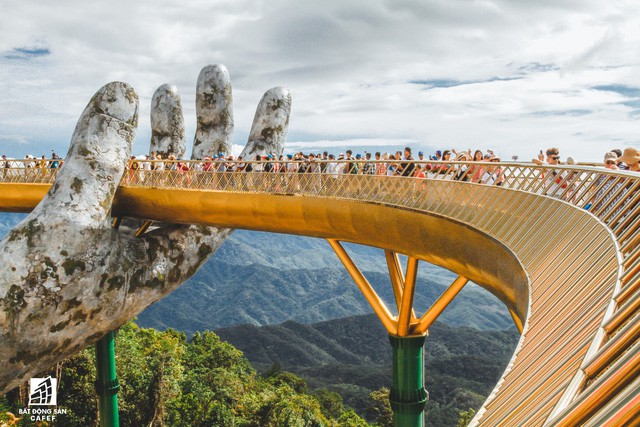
<box><xmin>245</xmin><ymin>385</ymin><xmax>329</xmax><ymax>426</ymax></box>
<box><xmin>313</xmin><ymin>388</ymin><xmax>346</xmax><ymax>419</ymax></box>
<box><xmin>168</xmin><ymin>330</ymin><xmax>254</xmax><ymax>425</ymax></box>
<box><xmin>367</xmin><ymin>387</ymin><xmax>393</xmax><ymax>427</ymax></box>
<box><xmin>269</xmin><ymin>371</ymin><xmax>308</xmax><ymax>394</ymax></box>
<box><xmin>55</xmin><ymin>349</ymin><xmax>98</xmax><ymax>425</ymax></box>
<box><xmin>1</xmin><ymin>349</ymin><xmax>98</xmax><ymax>426</ymax></box>
<box><xmin>337</xmin><ymin>410</ymin><xmax>369</xmax><ymax>426</ymax></box>
<box><xmin>457</xmin><ymin>408</ymin><xmax>476</xmax><ymax>426</ymax></box>
<box><xmin>116</xmin><ymin>323</ymin><xmax>185</xmax><ymax>426</ymax></box>
<box><xmin>1</xmin><ymin>321</ymin><xmax>399</xmax><ymax>426</ymax></box>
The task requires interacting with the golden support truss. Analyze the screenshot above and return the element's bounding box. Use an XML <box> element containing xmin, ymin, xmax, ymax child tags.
<box><xmin>328</xmin><ymin>239</ymin><xmax>470</xmax><ymax>338</ymax></box>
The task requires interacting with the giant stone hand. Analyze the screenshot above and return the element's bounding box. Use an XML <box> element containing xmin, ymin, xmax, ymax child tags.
<box><xmin>0</xmin><ymin>64</ymin><xmax>291</xmax><ymax>393</ymax></box>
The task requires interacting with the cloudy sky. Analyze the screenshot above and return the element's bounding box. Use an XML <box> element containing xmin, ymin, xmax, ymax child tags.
<box><xmin>1</xmin><ymin>0</ymin><xmax>639</xmax><ymax>161</ymax></box>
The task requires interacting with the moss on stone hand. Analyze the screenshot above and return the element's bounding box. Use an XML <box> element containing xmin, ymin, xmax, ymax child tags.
<box><xmin>7</xmin><ymin>219</ymin><xmax>43</xmax><ymax>248</ymax></box>
<box><xmin>3</xmin><ymin>285</ymin><xmax>27</xmax><ymax>312</ymax></box>
<box><xmin>71</xmin><ymin>177</ymin><xmax>83</xmax><ymax>194</ymax></box>
<box><xmin>62</xmin><ymin>258</ymin><xmax>86</xmax><ymax>276</ymax></box>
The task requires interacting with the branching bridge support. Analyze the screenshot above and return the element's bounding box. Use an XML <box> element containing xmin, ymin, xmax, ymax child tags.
<box><xmin>328</xmin><ymin>239</ymin><xmax>478</xmax><ymax>426</ymax></box>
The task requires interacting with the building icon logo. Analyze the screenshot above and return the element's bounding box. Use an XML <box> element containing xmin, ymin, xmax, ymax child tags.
<box><xmin>28</xmin><ymin>376</ymin><xmax>57</xmax><ymax>406</ymax></box>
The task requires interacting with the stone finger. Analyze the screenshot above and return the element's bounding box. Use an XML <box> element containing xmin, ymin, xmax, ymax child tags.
<box><xmin>150</xmin><ymin>84</ymin><xmax>186</xmax><ymax>159</ymax></box>
<box><xmin>192</xmin><ymin>64</ymin><xmax>233</xmax><ymax>160</ymax></box>
<box><xmin>34</xmin><ymin>82</ymin><xmax>138</xmax><ymax>227</ymax></box>
<box><xmin>240</xmin><ymin>87</ymin><xmax>291</xmax><ymax>160</ymax></box>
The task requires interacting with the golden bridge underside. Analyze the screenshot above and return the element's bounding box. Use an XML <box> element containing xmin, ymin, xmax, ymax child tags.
<box><xmin>0</xmin><ymin>173</ymin><xmax>636</xmax><ymax>425</ymax></box>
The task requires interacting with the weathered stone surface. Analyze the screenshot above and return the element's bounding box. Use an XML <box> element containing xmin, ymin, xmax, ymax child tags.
<box><xmin>150</xmin><ymin>84</ymin><xmax>186</xmax><ymax>158</ymax></box>
<box><xmin>0</xmin><ymin>65</ymin><xmax>290</xmax><ymax>393</ymax></box>
<box><xmin>240</xmin><ymin>87</ymin><xmax>291</xmax><ymax>160</ymax></box>
<box><xmin>192</xmin><ymin>64</ymin><xmax>233</xmax><ymax>159</ymax></box>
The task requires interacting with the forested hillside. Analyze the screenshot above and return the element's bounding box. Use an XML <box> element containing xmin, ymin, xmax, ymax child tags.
<box><xmin>1</xmin><ymin>317</ymin><xmax>519</xmax><ymax>426</ymax></box>
<box><xmin>1</xmin><ymin>323</ymin><xmax>369</xmax><ymax>426</ymax></box>
<box><xmin>216</xmin><ymin>313</ymin><xmax>520</xmax><ymax>426</ymax></box>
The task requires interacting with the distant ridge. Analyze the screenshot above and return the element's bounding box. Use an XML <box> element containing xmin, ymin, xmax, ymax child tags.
<box><xmin>0</xmin><ymin>213</ymin><xmax>513</xmax><ymax>332</ymax></box>
<box><xmin>138</xmin><ymin>230</ymin><xmax>513</xmax><ymax>333</ymax></box>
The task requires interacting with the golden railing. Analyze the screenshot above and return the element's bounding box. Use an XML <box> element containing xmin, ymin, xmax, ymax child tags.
<box><xmin>0</xmin><ymin>158</ymin><xmax>638</xmax><ymax>426</ymax></box>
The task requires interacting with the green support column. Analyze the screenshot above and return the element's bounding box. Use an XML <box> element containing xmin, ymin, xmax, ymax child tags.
<box><xmin>389</xmin><ymin>335</ymin><xmax>428</xmax><ymax>427</ymax></box>
<box><xmin>95</xmin><ymin>331</ymin><xmax>120</xmax><ymax>427</ymax></box>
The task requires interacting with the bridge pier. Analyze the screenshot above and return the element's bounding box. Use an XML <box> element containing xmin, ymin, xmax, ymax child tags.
<box><xmin>389</xmin><ymin>334</ymin><xmax>428</xmax><ymax>427</ymax></box>
<box><xmin>95</xmin><ymin>331</ymin><xmax>120</xmax><ymax>427</ymax></box>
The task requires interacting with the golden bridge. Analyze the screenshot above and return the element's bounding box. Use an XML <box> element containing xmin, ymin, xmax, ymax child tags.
<box><xmin>1</xmin><ymin>159</ymin><xmax>638</xmax><ymax>426</ymax></box>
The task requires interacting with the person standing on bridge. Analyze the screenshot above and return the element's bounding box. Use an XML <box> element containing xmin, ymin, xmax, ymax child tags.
<box><xmin>320</xmin><ymin>151</ymin><xmax>329</xmax><ymax>173</ymax></box>
<box><xmin>603</xmin><ymin>152</ymin><xmax>619</xmax><ymax>170</ymax></box>
<box><xmin>434</xmin><ymin>150</ymin><xmax>453</xmax><ymax>177</ymax></box>
<box><xmin>363</xmin><ymin>152</ymin><xmax>376</xmax><ymax>175</ymax></box>
<box><xmin>468</xmin><ymin>149</ymin><xmax>486</xmax><ymax>183</ymax></box>
<box><xmin>375</xmin><ymin>152</ymin><xmax>387</xmax><ymax>176</ymax></box>
<box><xmin>617</xmin><ymin>147</ymin><xmax>640</xmax><ymax>172</ymax></box>
<box><xmin>482</xmin><ymin>156</ymin><xmax>505</xmax><ymax>186</ymax></box>
<box><xmin>417</xmin><ymin>151</ymin><xmax>428</xmax><ymax>172</ymax></box>
<box><xmin>397</xmin><ymin>147</ymin><xmax>415</xmax><ymax>177</ymax></box>
<box><xmin>345</xmin><ymin>150</ymin><xmax>358</xmax><ymax>174</ymax></box>
<box><xmin>532</xmin><ymin>147</ymin><xmax>568</xmax><ymax>197</ymax></box>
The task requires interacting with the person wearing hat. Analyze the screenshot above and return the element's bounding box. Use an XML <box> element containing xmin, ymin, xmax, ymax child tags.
<box><xmin>49</xmin><ymin>152</ymin><xmax>61</xmax><ymax>169</ymax></box>
<box><xmin>482</xmin><ymin>155</ymin><xmax>505</xmax><ymax>185</ymax></box>
<box><xmin>284</xmin><ymin>154</ymin><xmax>296</xmax><ymax>174</ymax></box>
<box><xmin>589</xmin><ymin>149</ymin><xmax>635</xmax><ymax>213</ymax></box>
<box><xmin>617</xmin><ymin>147</ymin><xmax>640</xmax><ymax>172</ymax></box>
<box><xmin>264</xmin><ymin>154</ymin><xmax>275</xmax><ymax>172</ymax></box>
<box><xmin>603</xmin><ymin>152</ymin><xmax>619</xmax><ymax>170</ymax></box>
<box><xmin>417</xmin><ymin>151</ymin><xmax>428</xmax><ymax>170</ymax></box>
<box><xmin>453</xmin><ymin>152</ymin><xmax>470</xmax><ymax>181</ymax></box>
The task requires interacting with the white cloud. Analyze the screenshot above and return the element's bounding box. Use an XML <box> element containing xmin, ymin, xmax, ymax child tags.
<box><xmin>0</xmin><ymin>135</ymin><xmax>29</xmax><ymax>145</ymax></box>
<box><xmin>0</xmin><ymin>0</ymin><xmax>639</xmax><ymax>161</ymax></box>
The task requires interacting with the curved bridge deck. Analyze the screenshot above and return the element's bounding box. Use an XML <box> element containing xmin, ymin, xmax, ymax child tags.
<box><xmin>1</xmin><ymin>161</ymin><xmax>638</xmax><ymax>426</ymax></box>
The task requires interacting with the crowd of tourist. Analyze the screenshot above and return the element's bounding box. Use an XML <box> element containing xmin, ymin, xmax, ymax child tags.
<box><xmin>531</xmin><ymin>146</ymin><xmax>640</xmax><ymax>172</ymax></box>
<box><xmin>0</xmin><ymin>152</ymin><xmax>63</xmax><ymax>169</ymax></box>
<box><xmin>122</xmin><ymin>147</ymin><xmax>509</xmax><ymax>185</ymax></box>
<box><xmin>1</xmin><ymin>145</ymin><xmax>638</xmax><ymax>215</ymax></box>
<box><xmin>1</xmin><ymin>146</ymin><xmax>639</xmax><ymax>180</ymax></box>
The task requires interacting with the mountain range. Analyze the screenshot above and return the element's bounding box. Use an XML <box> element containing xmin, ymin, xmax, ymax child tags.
<box><xmin>0</xmin><ymin>212</ymin><xmax>514</xmax><ymax>333</ymax></box>
<box><xmin>137</xmin><ymin>229</ymin><xmax>514</xmax><ymax>333</ymax></box>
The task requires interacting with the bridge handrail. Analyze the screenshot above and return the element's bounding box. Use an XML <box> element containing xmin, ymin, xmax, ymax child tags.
<box><xmin>3</xmin><ymin>159</ymin><xmax>637</xmax><ymax>229</ymax></box>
